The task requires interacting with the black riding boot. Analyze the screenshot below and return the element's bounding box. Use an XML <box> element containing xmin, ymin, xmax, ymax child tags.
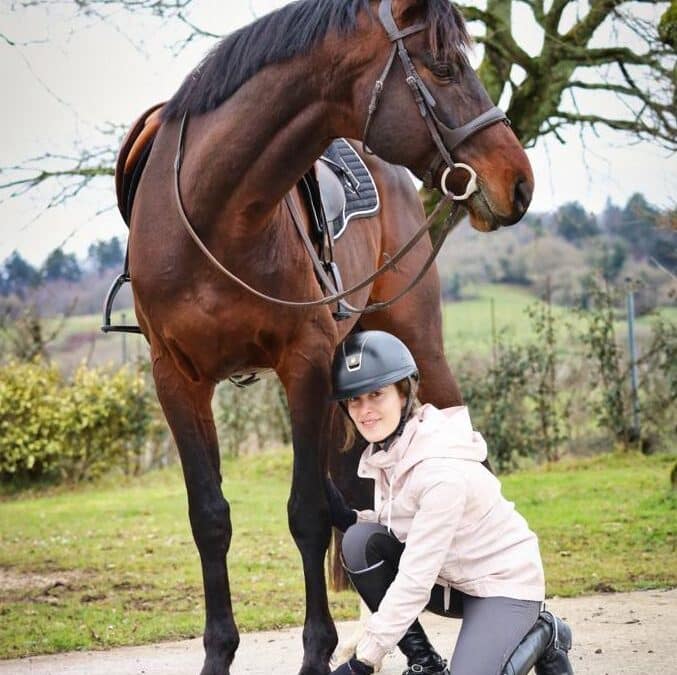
<box><xmin>534</xmin><ymin>612</ymin><xmax>574</xmax><ymax>675</ymax></box>
<box><xmin>397</xmin><ymin>622</ymin><xmax>449</xmax><ymax>675</ymax></box>
<box><xmin>502</xmin><ymin>611</ymin><xmax>574</xmax><ymax>675</ymax></box>
<box><xmin>347</xmin><ymin>564</ymin><xmax>449</xmax><ymax>675</ymax></box>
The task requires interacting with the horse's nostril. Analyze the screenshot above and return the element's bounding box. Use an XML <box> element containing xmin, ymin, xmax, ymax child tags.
<box><xmin>513</xmin><ymin>177</ymin><xmax>532</xmax><ymax>215</ymax></box>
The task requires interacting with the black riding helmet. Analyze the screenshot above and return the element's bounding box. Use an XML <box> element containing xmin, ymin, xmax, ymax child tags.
<box><xmin>331</xmin><ymin>330</ymin><xmax>418</xmax><ymax>400</ymax></box>
<box><xmin>331</xmin><ymin>331</ymin><xmax>419</xmax><ymax>445</ymax></box>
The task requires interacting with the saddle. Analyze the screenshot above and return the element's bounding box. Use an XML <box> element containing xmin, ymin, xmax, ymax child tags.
<box><xmin>315</xmin><ymin>138</ymin><xmax>380</xmax><ymax>239</ymax></box>
<box><xmin>104</xmin><ymin>104</ymin><xmax>380</xmax><ymax>333</ymax></box>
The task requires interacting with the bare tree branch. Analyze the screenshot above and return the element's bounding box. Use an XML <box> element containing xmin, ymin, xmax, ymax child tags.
<box><xmin>11</xmin><ymin>0</ymin><xmax>191</xmax><ymax>18</ymax></box>
<box><xmin>543</xmin><ymin>0</ymin><xmax>571</xmax><ymax>36</ymax></box>
<box><xmin>1</xmin><ymin>0</ymin><xmax>674</xmax><ymax>211</ymax></box>
<box><xmin>0</xmin><ymin>148</ymin><xmax>115</xmax><ymax>207</ymax></box>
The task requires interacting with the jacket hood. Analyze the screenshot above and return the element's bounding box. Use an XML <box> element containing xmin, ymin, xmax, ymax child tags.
<box><xmin>358</xmin><ymin>404</ymin><xmax>487</xmax><ymax>481</ymax></box>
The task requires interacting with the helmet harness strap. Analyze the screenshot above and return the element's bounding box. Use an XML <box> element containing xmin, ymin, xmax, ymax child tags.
<box><xmin>379</xmin><ymin>375</ymin><xmax>417</xmax><ymax>452</ymax></box>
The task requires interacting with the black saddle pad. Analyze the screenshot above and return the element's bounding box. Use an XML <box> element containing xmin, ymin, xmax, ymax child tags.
<box><xmin>322</xmin><ymin>139</ymin><xmax>380</xmax><ymax>238</ymax></box>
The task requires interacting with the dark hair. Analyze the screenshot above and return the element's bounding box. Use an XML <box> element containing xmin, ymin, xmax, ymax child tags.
<box><xmin>162</xmin><ymin>0</ymin><xmax>470</xmax><ymax>121</ymax></box>
<box><xmin>339</xmin><ymin>377</ymin><xmax>419</xmax><ymax>453</ymax></box>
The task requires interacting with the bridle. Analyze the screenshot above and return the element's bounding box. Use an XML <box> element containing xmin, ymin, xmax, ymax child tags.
<box><xmin>363</xmin><ymin>0</ymin><xmax>509</xmax><ymax>199</ymax></box>
<box><xmin>171</xmin><ymin>0</ymin><xmax>511</xmax><ymax>315</ymax></box>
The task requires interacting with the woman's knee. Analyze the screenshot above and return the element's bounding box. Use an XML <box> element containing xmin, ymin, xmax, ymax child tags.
<box><xmin>341</xmin><ymin>522</ymin><xmax>389</xmax><ymax>572</ymax></box>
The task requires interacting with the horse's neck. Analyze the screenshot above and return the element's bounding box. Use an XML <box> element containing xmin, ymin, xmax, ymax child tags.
<box><xmin>181</xmin><ymin>57</ymin><xmax>359</xmax><ymax>233</ymax></box>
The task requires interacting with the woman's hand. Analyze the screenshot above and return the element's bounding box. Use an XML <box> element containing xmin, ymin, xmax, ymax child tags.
<box><xmin>325</xmin><ymin>476</ymin><xmax>357</xmax><ymax>532</ymax></box>
<box><xmin>331</xmin><ymin>656</ymin><xmax>374</xmax><ymax>674</ymax></box>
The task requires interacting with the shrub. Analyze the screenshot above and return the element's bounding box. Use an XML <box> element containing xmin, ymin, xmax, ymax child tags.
<box><xmin>574</xmin><ymin>277</ymin><xmax>632</xmax><ymax>446</ymax></box>
<box><xmin>0</xmin><ymin>360</ymin><xmax>153</xmax><ymax>483</ymax></box>
<box><xmin>441</xmin><ymin>273</ymin><xmax>464</xmax><ymax>301</ymax></box>
<box><xmin>636</xmin><ymin>317</ymin><xmax>677</xmax><ymax>452</ymax></box>
<box><xmin>456</xmin><ymin>295</ymin><xmax>569</xmax><ymax>471</ymax></box>
<box><xmin>58</xmin><ymin>365</ymin><xmax>152</xmax><ymax>481</ymax></box>
<box><xmin>216</xmin><ymin>373</ymin><xmax>291</xmax><ymax>457</ymax></box>
<box><xmin>0</xmin><ymin>360</ymin><xmax>63</xmax><ymax>478</ymax></box>
<box><xmin>460</xmin><ymin>340</ymin><xmax>538</xmax><ymax>472</ymax></box>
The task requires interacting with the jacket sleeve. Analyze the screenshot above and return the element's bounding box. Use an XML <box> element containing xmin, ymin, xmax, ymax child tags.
<box><xmin>355</xmin><ymin>509</ymin><xmax>378</xmax><ymax>523</ymax></box>
<box><xmin>355</xmin><ymin>471</ymin><xmax>467</xmax><ymax>667</ymax></box>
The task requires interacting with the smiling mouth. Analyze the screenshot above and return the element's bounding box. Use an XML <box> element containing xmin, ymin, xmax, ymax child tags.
<box><xmin>360</xmin><ymin>418</ymin><xmax>381</xmax><ymax>427</ymax></box>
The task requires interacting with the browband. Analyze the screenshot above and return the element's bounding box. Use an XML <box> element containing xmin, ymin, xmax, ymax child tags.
<box><xmin>378</xmin><ymin>0</ymin><xmax>426</xmax><ymax>41</ymax></box>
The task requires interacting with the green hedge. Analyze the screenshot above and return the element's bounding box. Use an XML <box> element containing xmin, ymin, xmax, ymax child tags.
<box><xmin>0</xmin><ymin>360</ymin><xmax>153</xmax><ymax>483</ymax></box>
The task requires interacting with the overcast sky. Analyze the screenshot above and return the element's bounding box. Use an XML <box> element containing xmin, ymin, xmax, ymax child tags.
<box><xmin>0</xmin><ymin>0</ymin><xmax>674</xmax><ymax>265</ymax></box>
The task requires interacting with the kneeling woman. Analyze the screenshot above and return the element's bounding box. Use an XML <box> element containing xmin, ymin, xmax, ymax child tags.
<box><xmin>327</xmin><ymin>331</ymin><xmax>574</xmax><ymax>675</ymax></box>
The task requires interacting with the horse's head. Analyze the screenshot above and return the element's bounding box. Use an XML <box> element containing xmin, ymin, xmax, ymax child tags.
<box><xmin>350</xmin><ymin>0</ymin><xmax>533</xmax><ymax>231</ymax></box>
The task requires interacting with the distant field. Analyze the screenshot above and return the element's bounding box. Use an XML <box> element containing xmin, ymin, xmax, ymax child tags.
<box><xmin>443</xmin><ymin>284</ymin><xmax>672</xmax><ymax>357</ymax></box>
<box><xmin>0</xmin><ymin>449</ymin><xmax>674</xmax><ymax>658</ymax></box>
<box><xmin>443</xmin><ymin>285</ymin><xmax>540</xmax><ymax>355</ymax></box>
<box><xmin>45</xmin><ymin>309</ymin><xmax>148</xmax><ymax>372</ymax></box>
<box><xmin>42</xmin><ymin>284</ymin><xmax>674</xmax><ymax>371</ymax></box>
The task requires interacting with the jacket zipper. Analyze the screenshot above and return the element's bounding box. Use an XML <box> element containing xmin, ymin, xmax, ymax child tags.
<box><xmin>387</xmin><ymin>479</ymin><xmax>393</xmax><ymax>533</ymax></box>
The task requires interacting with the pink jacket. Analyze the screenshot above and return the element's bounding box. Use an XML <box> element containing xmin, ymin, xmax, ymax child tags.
<box><xmin>353</xmin><ymin>404</ymin><xmax>545</xmax><ymax>667</ymax></box>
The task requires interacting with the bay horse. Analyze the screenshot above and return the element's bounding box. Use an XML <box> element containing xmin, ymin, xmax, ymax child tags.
<box><xmin>119</xmin><ymin>1</ymin><xmax>533</xmax><ymax>673</ymax></box>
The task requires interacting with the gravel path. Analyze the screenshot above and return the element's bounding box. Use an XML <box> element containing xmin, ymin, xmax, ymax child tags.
<box><xmin>1</xmin><ymin>589</ymin><xmax>674</xmax><ymax>674</ymax></box>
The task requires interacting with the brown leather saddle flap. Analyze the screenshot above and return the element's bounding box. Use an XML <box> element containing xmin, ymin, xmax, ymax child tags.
<box><xmin>115</xmin><ymin>102</ymin><xmax>165</xmax><ymax>223</ymax></box>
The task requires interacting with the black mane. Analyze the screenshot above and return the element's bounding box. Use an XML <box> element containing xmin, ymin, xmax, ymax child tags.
<box><xmin>162</xmin><ymin>0</ymin><xmax>470</xmax><ymax>121</ymax></box>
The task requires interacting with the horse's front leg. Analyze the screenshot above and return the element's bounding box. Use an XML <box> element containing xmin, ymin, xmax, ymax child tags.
<box><xmin>278</xmin><ymin>344</ymin><xmax>338</xmax><ymax>675</ymax></box>
<box><xmin>152</xmin><ymin>350</ymin><xmax>238</xmax><ymax>675</ymax></box>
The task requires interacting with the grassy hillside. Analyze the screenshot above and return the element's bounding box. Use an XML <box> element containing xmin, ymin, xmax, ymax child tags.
<box><xmin>1</xmin><ymin>450</ymin><xmax>674</xmax><ymax>658</ymax></box>
<box><xmin>45</xmin><ymin>309</ymin><xmax>149</xmax><ymax>372</ymax></box>
<box><xmin>44</xmin><ymin>284</ymin><xmax>674</xmax><ymax>372</ymax></box>
<box><xmin>442</xmin><ymin>284</ymin><xmax>670</xmax><ymax>357</ymax></box>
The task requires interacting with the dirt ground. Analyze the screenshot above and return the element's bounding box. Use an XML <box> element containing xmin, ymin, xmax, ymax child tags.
<box><xmin>1</xmin><ymin>588</ymin><xmax>674</xmax><ymax>674</ymax></box>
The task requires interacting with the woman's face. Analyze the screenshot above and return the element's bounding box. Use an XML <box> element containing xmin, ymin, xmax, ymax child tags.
<box><xmin>346</xmin><ymin>383</ymin><xmax>406</xmax><ymax>443</ymax></box>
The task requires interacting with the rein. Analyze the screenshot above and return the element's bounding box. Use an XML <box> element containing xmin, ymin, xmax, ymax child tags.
<box><xmin>171</xmin><ymin>0</ymin><xmax>508</xmax><ymax>316</ymax></box>
<box><xmin>173</xmin><ymin>110</ymin><xmax>460</xmax><ymax>313</ymax></box>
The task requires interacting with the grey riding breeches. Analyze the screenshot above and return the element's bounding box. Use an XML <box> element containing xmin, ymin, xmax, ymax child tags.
<box><xmin>342</xmin><ymin>521</ymin><xmax>541</xmax><ymax>675</ymax></box>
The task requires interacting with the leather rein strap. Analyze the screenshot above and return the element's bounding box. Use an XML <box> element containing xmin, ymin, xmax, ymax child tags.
<box><xmin>171</xmin><ymin>0</ymin><xmax>516</xmax><ymax>315</ymax></box>
<box><xmin>284</xmin><ymin>190</ymin><xmax>459</xmax><ymax>316</ymax></box>
<box><xmin>173</xmin><ymin>110</ymin><xmax>460</xmax><ymax>313</ymax></box>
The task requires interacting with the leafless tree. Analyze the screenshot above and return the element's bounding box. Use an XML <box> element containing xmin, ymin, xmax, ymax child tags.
<box><xmin>463</xmin><ymin>0</ymin><xmax>675</xmax><ymax>149</ymax></box>
<box><xmin>1</xmin><ymin>0</ymin><xmax>675</xmax><ymax>212</ymax></box>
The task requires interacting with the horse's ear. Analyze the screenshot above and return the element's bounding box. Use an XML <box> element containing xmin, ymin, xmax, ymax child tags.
<box><xmin>391</xmin><ymin>0</ymin><xmax>426</xmax><ymax>25</ymax></box>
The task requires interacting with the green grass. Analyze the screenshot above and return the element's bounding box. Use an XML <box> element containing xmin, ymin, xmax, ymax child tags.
<box><xmin>0</xmin><ymin>450</ymin><xmax>357</xmax><ymax>658</ymax></box>
<box><xmin>1</xmin><ymin>449</ymin><xmax>675</xmax><ymax>658</ymax></box>
<box><xmin>503</xmin><ymin>452</ymin><xmax>676</xmax><ymax>597</ymax></box>
<box><xmin>45</xmin><ymin>309</ymin><xmax>131</xmax><ymax>345</ymax></box>
<box><xmin>443</xmin><ymin>285</ymin><xmax>539</xmax><ymax>354</ymax></box>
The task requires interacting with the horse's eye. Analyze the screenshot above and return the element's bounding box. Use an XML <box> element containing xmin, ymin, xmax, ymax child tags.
<box><xmin>431</xmin><ymin>63</ymin><xmax>455</xmax><ymax>81</ymax></box>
